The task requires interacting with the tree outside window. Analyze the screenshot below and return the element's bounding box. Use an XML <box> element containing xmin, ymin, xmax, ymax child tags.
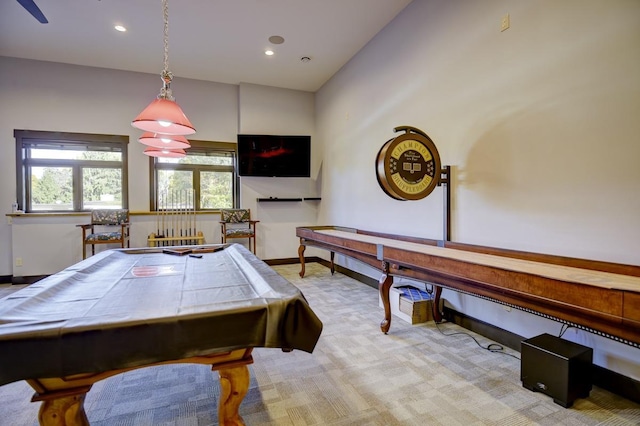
<box><xmin>151</xmin><ymin>140</ymin><xmax>237</xmax><ymax>211</ymax></box>
<box><xmin>15</xmin><ymin>130</ymin><xmax>128</xmax><ymax>212</ymax></box>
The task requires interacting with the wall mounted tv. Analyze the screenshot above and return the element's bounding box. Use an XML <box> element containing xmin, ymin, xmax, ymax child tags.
<box><xmin>237</xmin><ymin>134</ymin><xmax>311</xmax><ymax>177</ymax></box>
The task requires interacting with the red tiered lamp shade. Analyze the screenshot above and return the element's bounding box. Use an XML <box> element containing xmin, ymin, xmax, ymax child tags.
<box><xmin>138</xmin><ymin>132</ymin><xmax>191</xmax><ymax>149</ymax></box>
<box><xmin>143</xmin><ymin>146</ymin><xmax>186</xmax><ymax>158</ymax></box>
<box><xmin>131</xmin><ymin>98</ymin><xmax>196</xmax><ymax>136</ymax></box>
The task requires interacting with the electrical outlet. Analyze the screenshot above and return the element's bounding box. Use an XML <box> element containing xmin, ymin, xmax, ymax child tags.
<box><xmin>501</xmin><ymin>13</ymin><xmax>510</xmax><ymax>32</ymax></box>
<box><xmin>15</xmin><ymin>257</ymin><xmax>23</xmax><ymax>267</ymax></box>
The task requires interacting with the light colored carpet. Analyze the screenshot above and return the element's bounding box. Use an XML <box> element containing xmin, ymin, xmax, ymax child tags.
<box><xmin>0</xmin><ymin>263</ymin><xmax>638</xmax><ymax>425</ymax></box>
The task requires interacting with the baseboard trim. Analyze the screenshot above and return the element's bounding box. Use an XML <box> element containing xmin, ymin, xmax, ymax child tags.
<box><xmin>11</xmin><ymin>275</ymin><xmax>48</xmax><ymax>285</ymax></box>
<box><xmin>592</xmin><ymin>360</ymin><xmax>640</xmax><ymax>404</ymax></box>
<box><xmin>334</xmin><ymin>265</ymin><xmax>379</xmax><ymax>288</ymax></box>
<box><xmin>0</xmin><ymin>275</ymin><xmax>11</xmax><ymax>284</ymax></box>
<box><xmin>263</xmin><ymin>258</ymin><xmax>376</xmax><ymax>287</ymax></box>
<box><xmin>443</xmin><ymin>306</ymin><xmax>523</xmax><ymax>351</ymax></box>
<box><xmin>264</xmin><ymin>256</ymin><xmax>324</xmax><ymax>266</ymax></box>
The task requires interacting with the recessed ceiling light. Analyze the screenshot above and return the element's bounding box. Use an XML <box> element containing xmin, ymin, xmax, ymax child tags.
<box><xmin>265</xmin><ymin>49</ymin><xmax>275</xmax><ymax>56</ymax></box>
<box><xmin>114</xmin><ymin>25</ymin><xmax>127</xmax><ymax>32</ymax></box>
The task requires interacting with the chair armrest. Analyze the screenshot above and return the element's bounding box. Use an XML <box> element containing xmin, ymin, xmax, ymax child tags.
<box><xmin>76</xmin><ymin>224</ymin><xmax>93</xmax><ymax>229</ymax></box>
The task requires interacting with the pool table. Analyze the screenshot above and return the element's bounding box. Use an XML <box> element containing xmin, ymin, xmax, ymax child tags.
<box><xmin>0</xmin><ymin>243</ymin><xmax>323</xmax><ymax>425</ymax></box>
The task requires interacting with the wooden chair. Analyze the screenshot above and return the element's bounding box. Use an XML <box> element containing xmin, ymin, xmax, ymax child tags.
<box><xmin>220</xmin><ymin>209</ymin><xmax>259</xmax><ymax>254</ymax></box>
<box><xmin>78</xmin><ymin>209</ymin><xmax>130</xmax><ymax>259</ymax></box>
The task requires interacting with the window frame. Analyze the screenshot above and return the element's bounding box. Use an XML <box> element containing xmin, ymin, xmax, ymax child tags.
<box><xmin>148</xmin><ymin>140</ymin><xmax>239</xmax><ymax>211</ymax></box>
<box><xmin>14</xmin><ymin>130</ymin><xmax>129</xmax><ymax>213</ymax></box>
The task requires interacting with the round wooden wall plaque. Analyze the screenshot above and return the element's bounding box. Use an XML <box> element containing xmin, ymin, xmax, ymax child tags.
<box><xmin>376</xmin><ymin>126</ymin><xmax>442</xmax><ymax>201</ymax></box>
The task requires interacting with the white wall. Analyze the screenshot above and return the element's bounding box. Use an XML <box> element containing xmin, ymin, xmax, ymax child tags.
<box><xmin>0</xmin><ymin>57</ymin><xmax>235</xmax><ymax>275</ymax></box>
<box><xmin>9</xmin><ymin>213</ymin><xmax>225</xmax><ymax>276</ymax></box>
<box><xmin>238</xmin><ymin>83</ymin><xmax>320</xmax><ymax>259</ymax></box>
<box><xmin>0</xmin><ymin>58</ymin><xmax>317</xmax><ymax>274</ymax></box>
<box><xmin>315</xmin><ymin>0</ymin><xmax>640</xmax><ymax>378</ymax></box>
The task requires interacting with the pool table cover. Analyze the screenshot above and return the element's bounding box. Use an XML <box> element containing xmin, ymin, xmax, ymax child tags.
<box><xmin>0</xmin><ymin>244</ymin><xmax>323</xmax><ymax>386</ymax></box>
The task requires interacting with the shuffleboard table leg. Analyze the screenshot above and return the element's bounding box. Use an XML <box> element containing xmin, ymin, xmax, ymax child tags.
<box><xmin>218</xmin><ymin>365</ymin><xmax>250</xmax><ymax>426</ymax></box>
<box><xmin>298</xmin><ymin>244</ymin><xmax>306</xmax><ymax>277</ymax></box>
<box><xmin>330</xmin><ymin>251</ymin><xmax>335</xmax><ymax>275</ymax></box>
<box><xmin>433</xmin><ymin>285</ymin><xmax>443</xmax><ymax>322</ymax></box>
<box><xmin>35</xmin><ymin>391</ymin><xmax>89</xmax><ymax>426</ymax></box>
<box><xmin>379</xmin><ymin>271</ymin><xmax>393</xmax><ymax>334</ymax></box>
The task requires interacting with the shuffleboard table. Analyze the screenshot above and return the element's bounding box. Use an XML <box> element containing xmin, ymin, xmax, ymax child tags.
<box><xmin>0</xmin><ymin>243</ymin><xmax>323</xmax><ymax>426</ymax></box>
<box><xmin>297</xmin><ymin>225</ymin><xmax>640</xmax><ymax>347</ymax></box>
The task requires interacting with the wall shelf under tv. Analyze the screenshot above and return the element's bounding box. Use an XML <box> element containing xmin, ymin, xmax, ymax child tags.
<box><xmin>257</xmin><ymin>198</ymin><xmax>303</xmax><ymax>202</ymax></box>
<box><xmin>256</xmin><ymin>197</ymin><xmax>322</xmax><ymax>202</ymax></box>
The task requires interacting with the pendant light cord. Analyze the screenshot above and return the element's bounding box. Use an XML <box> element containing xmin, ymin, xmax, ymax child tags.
<box><xmin>160</xmin><ymin>0</ymin><xmax>174</xmax><ymax>101</ymax></box>
<box><xmin>131</xmin><ymin>0</ymin><xmax>196</xmax><ymax>142</ymax></box>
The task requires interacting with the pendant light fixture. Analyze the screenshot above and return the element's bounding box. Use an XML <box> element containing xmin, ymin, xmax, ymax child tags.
<box><xmin>138</xmin><ymin>132</ymin><xmax>191</xmax><ymax>150</ymax></box>
<box><xmin>143</xmin><ymin>147</ymin><xmax>187</xmax><ymax>158</ymax></box>
<box><xmin>132</xmin><ymin>0</ymin><xmax>195</xmax><ymax>158</ymax></box>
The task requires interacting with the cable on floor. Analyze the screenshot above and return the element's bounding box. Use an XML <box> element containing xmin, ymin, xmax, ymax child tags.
<box><xmin>422</xmin><ymin>282</ymin><xmax>520</xmax><ymax>360</ymax></box>
<box><xmin>434</xmin><ymin>320</ymin><xmax>521</xmax><ymax>360</ymax></box>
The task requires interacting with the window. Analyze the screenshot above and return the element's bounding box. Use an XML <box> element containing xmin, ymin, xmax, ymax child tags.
<box><xmin>15</xmin><ymin>130</ymin><xmax>129</xmax><ymax>212</ymax></box>
<box><xmin>150</xmin><ymin>140</ymin><xmax>238</xmax><ymax>211</ymax></box>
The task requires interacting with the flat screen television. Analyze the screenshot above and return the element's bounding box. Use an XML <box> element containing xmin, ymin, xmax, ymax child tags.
<box><xmin>237</xmin><ymin>134</ymin><xmax>311</xmax><ymax>177</ymax></box>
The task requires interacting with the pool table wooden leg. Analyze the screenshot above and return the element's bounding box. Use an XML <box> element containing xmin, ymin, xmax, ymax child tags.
<box><xmin>31</xmin><ymin>386</ymin><xmax>90</xmax><ymax>426</ymax></box>
<box><xmin>218</xmin><ymin>364</ymin><xmax>250</xmax><ymax>426</ymax></box>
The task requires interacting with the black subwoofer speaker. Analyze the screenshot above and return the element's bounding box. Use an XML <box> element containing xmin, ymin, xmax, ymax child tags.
<box><xmin>521</xmin><ymin>333</ymin><xmax>593</xmax><ymax>408</ymax></box>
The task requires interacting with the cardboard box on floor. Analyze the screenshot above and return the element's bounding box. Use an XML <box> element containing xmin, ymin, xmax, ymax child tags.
<box><xmin>379</xmin><ymin>285</ymin><xmax>434</xmax><ymax>325</ymax></box>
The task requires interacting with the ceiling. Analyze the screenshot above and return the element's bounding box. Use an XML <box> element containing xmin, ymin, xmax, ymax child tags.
<box><xmin>0</xmin><ymin>0</ymin><xmax>412</xmax><ymax>92</ymax></box>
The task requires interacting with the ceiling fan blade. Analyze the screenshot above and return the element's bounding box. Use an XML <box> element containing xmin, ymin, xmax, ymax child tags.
<box><xmin>16</xmin><ymin>0</ymin><xmax>48</xmax><ymax>23</ymax></box>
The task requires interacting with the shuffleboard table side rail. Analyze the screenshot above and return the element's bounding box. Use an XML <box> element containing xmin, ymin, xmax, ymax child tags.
<box><xmin>297</xmin><ymin>226</ymin><xmax>384</xmax><ymax>275</ymax></box>
<box><xmin>354</xmin><ymin>227</ymin><xmax>640</xmax><ymax>277</ymax></box>
<box><xmin>443</xmin><ymin>241</ymin><xmax>640</xmax><ymax>277</ymax></box>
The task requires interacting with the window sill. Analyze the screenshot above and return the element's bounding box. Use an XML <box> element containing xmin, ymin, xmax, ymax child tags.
<box><xmin>6</xmin><ymin>211</ymin><xmax>224</xmax><ymax>218</ymax></box>
<box><xmin>6</xmin><ymin>212</ymin><xmax>88</xmax><ymax>218</ymax></box>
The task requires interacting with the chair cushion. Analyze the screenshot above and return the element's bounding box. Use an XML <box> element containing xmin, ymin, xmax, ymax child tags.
<box><xmin>221</xmin><ymin>209</ymin><xmax>250</xmax><ymax>223</ymax></box>
<box><xmin>86</xmin><ymin>232</ymin><xmax>123</xmax><ymax>242</ymax></box>
<box><xmin>92</xmin><ymin>209</ymin><xmax>128</xmax><ymax>225</ymax></box>
<box><xmin>225</xmin><ymin>229</ymin><xmax>254</xmax><ymax>237</ymax></box>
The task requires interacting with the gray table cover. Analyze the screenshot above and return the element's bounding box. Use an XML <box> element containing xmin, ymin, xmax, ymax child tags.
<box><xmin>0</xmin><ymin>244</ymin><xmax>323</xmax><ymax>386</ymax></box>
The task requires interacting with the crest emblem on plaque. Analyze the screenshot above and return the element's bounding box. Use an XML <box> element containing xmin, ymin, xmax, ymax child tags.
<box><xmin>376</xmin><ymin>126</ymin><xmax>442</xmax><ymax>201</ymax></box>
